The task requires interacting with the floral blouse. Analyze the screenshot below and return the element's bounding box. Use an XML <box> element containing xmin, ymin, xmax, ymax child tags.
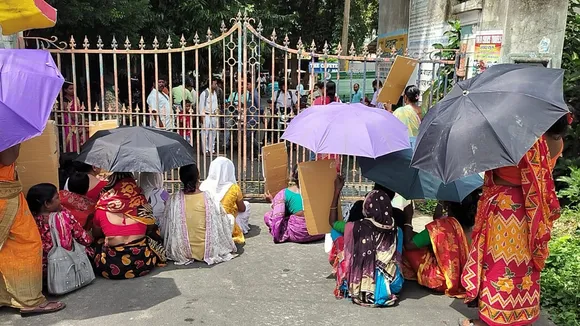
<box><xmin>33</xmin><ymin>209</ymin><xmax>94</xmax><ymax>276</ymax></box>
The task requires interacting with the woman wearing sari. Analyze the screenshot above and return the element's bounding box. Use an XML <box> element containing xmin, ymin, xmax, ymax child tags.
<box><xmin>263</xmin><ymin>165</ymin><xmax>324</xmax><ymax>244</ymax></box>
<box><xmin>346</xmin><ymin>190</ymin><xmax>404</xmax><ymax>306</ymax></box>
<box><xmin>161</xmin><ymin>164</ymin><xmax>236</xmax><ymax>265</ymax></box>
<box><xmin>459</xmin><ymin>114</ymin><xmax>569</xmax><ymax>326</ymax></box>
<box><xmin>200</xmin><ymin>157</ymin><xmax>251</xmax><ymax>244</ymax></box>
<box><xmin>0</xmin><ymin>145</ymin><xmax>65</xmax><ymax>315</ymax></box>
<box><xmin>327</xmin><ymin>176</ymin><xmax>365</xmax><ymax>298</ymax></box>
<box><xmin>26</xmin><ymin>183</ymin><xmax>93</xmax><ymax>279</ymax></box>
<box><xmin>59</xmin><ymin>172</ymin><xmax>96</xmax><ymax>229</ymax></box>
<box><xmin>393</xmin><ymin>85</ymin><xmax>422</xmax><ymax>137</ymax></box>
<box><xmin>137</xmin><ymin>172</ymin><xmax>169</xmax><ymax>223</ymax></box>
<box><xmin>62</xmin><ymin>81</ymin><xmax>86</xmax><ymax>153</ymax></box>
<box><xmin>401</xmin><ymin>190</ymin><xmax>480</xmax><ymax>298</ymax></box>
<box><xmin>64</xmin><ymin>162</ymin><xmax>108</xmax><ymax>202</ymax></box>
<box><xmin>92</xmin><ymin>172</ymin><xmax>166</xmax><ymax>280</ymax></box>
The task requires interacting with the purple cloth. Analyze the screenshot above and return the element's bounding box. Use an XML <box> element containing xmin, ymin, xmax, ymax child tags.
<box><xmin>281</xmin><ymin>102</ymin><xmax>410</xmax><ymax>158</ymax></box>
<box><xmin>0</xmin><ymin>49</ymin><xmax>64</xmax><ymax>152</ymax></box>
<box><xmin>263</xmin><ymin>189</ymin><xmax>324</xmax><ymax>244</ymax></box>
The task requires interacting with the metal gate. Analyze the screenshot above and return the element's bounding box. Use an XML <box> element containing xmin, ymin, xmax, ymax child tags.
<box><xmin>23</xmin><ymin>12</ymin><xmax>460</xmax><ymax>198</ymax></box>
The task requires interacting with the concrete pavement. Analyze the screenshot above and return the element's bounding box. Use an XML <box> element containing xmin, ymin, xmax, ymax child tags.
<box><xmin>0</xmin><ymin>204</ymin><xmax>554</xmax><ymax>326</ymax></box>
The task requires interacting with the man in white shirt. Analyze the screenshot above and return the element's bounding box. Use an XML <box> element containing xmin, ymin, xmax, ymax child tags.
<box><xmin>273</xmin><ymin>82</ymin><xmax>297</xmax><ymax>131</ymax></box>
<box><xmin>146</xmin><ymin>77</ymin><xmax>174</xmax><ymax>130</ymax></box>
<box><xmin>199</xmin><ymin>79</ymin><xmax>220</xmax><ymax>154</ymax></box>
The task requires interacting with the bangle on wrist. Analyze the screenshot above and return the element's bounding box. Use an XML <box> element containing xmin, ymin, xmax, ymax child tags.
<box><xmin>404</xmin><ymin>223</ymin><xmax>413</xmax><ymax>228</ymax></box>
<box><xmin>330</xmin><ymin>206</ymin><xmax>337</xmax><ymax>210</ymax></box>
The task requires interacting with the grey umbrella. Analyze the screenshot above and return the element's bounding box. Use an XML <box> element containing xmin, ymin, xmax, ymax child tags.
<box><xmin>76</xmin><ymin>126</ymin><xmax>196</xmax><ymax>172</ymax></box>
<box><xmin>411</xmin><ymin>64</ymin><xmax>569</xmax><ymax>183</ymax></box>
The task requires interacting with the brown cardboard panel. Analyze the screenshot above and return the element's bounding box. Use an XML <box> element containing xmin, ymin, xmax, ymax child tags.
<box><xmin>298</xmin><ymin>159</ymin><xmax>342</xmax><ymax>236</ymax></box>
<box><xmin>89</xmin><ymin>120</ymin><xmax>118</xmax><ymax>138</ymax></box>
<box><xmin>16</xmin><ymin>120</ymin><xmax>59</xmax><ymax>195</ymax></box>
<box><xmin>378</xmin><ymin>56</ymin><xmax>419</xmax><ymax>104</ymax></box>
<box><xmin>262</xmin><ymin>142</ymin><xmax>288</xmax><ymax>196</ymax></box>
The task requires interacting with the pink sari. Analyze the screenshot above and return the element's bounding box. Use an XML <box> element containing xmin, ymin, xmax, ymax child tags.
<box><xmin>263</xmin><ymin>189</ymin><xmax>324</xmax><ymax>243</ymax></box>
<box><xmin>62</xmin><ymin>98</ymin><xmax>86</xmax><ymax>152</ymax></box>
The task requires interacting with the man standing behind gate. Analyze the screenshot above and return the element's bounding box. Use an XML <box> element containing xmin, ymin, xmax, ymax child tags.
<box><xmin>199</xmin><ymin>78</ymin><xmax>220</xmax><ymax>154</ymax></box>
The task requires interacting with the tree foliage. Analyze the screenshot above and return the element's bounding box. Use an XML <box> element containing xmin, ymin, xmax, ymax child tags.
<box><xmin>36</xmin><ymin>0</ymin><xmax>377</xmax><ymax>52</ymax></box>
<box><xmin>555</xmin><ymin>0</ymin><xmax>580</xmax><ymax>184</ymax></box>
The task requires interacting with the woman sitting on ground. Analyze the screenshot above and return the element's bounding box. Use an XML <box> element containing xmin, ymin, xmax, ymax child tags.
<box><xmin>137</xmin><ymin>172</ymin><xmax>169</xmax><ymax>223</ymax></box>
<box><xmin>59</xmin><ymin>172</ymin><xmax>96</xmax><ymax>229</ymax></box>
<box><xmin>64</xmin><ymin>162</ymin><xmax>108</xmax><ymax>201</ymax></box>
<box><xmin>200</xmin><ymin>157</ymin><xmax>251</xmax><ymax>244</ymax></box>
<box><xmin>27</xmin><ymin>183</ymin><xmax>93</xmax><ymax>279</ymax></box>
<box><xmin>401</xmin><ymin>189</ymin><xmax>481</xmax><ymax>298</ymax></box>
<box><xmin>329</xmin><ymin>179</ymin><xmax>404</xmax><ymax>306</ymax></box>
<box><xmin>329</xmin><ymin>177</ymin><xmax>404</xmax><ymax>304</ymax></box>
<box><xmin>263</xmin><ymin>165</ymin><xmax>325</xmax><ymax>244</ymax></box>
<box><xmin>161</xmin><ymin>164</ymin><xmax>237</xmax><ymax>265</ymax></box>
<box><xmin>92</xmin><ymin>172</ymin><xmax>166</xmax><ymax>279</ymax></box>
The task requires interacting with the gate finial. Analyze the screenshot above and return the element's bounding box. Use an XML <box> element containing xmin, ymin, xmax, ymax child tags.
<box><xmin>193</xmin><ymin>32</ymin><xmax>200</xmax><ymax>45</ymax></box>
<box><xmin>125</xmin><ymin>37</ymin><xmax>131</xmax><ymax>50</ymax></box>
<box><xmin>220</xmin><ymin>21</ymin><xmax>227</xmax><ymax>34</ymax></box>
<box><xmin>139</xmin><ymin>36</ymin><xmax>145</xmax><ymax>50</ymax></box>
<box><xmin>83</xmin><ymin>36</ymin><xmax>89</xmax><ymax>49</ymax></box>
<box><xmin>152</xmin><ymin>37</ymin><xmax>159</xmax><ymax>50</ymax></box>
<box><xmin>336</xmin><ymin>42</ymin><xmax>342</xmax><ymax>56</ymax></box>
<box><xmin>207</xmin><ymin>28</ymin><xmax>213</xmax><ymax>41</ymax></box>
<box><xmin>96</xmin><ymin>36</ymin><xmax>103</xmax><ymax>50</ymax></box>
<box><xmin>323</xmin><ymin>41</ymin><xmax>329</xmax><ymax>56</ymax></box>
<box><xmin>166</xmin><ymin>35</ymin><xmax>173</xmax><ymax>49</ymax></box>
<box><xmin>111</xmin><ymin>36</ymin><xmax>118</xmax><ymax>50</ymax></box>
<box><xmin>180</xmin><ymin>34</ymin><xmax>186</xmax><ymax>49</ymax></box>
<box><xmin>349</xmin><ymin>43</ymin><xmax>356</xmax><ymax>56</ymax></box>
<box><xmin>257</xmin><ymin>20</ymin><xmax>263</xmax><ymax>34</ymax></box>
<box><xmin>310</xmin><ymin>40</ymin><xmax>316</xmax><ymax>53</ymax></box>
<box><xmin>283</xmin><ymin>34</ymin><xmax>290</xmax><ymax>49</ymax></box>
<box><xmin>270</xmin><ymin>29</ymin><xmax>277</xmax><ymax>42</ymax></box>
<box><xmin>69</xmin><ymin>36</ymin><xmax>76</xmax><ymax>49</ymax></box>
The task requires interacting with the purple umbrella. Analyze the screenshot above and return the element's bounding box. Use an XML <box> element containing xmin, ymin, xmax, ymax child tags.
<box><xmin>0</xmin><ymin>49</ymin><xmax>64</xmax><ymax>152</ymax></box>
<box><xmin>281</xmin><ymin>102</ymin><xmax>410</xmax><ymax>158</ymax></box>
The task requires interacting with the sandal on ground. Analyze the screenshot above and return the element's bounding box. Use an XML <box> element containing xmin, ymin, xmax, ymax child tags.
<box><xmin>20</xmin><ymin>301</ymin><xmax>66</xmax><ymax>316</ymax></box>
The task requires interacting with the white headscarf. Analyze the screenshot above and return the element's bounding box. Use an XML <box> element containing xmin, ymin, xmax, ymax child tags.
<box><xmin>200</xmin><ymin>157</ymin><xmax>237</xmax><ymax>202</ymax></box>
<box><xmin>138</xmin><ymin>172</ymin><xmax>164</xmax><ymax>197</ymax></box>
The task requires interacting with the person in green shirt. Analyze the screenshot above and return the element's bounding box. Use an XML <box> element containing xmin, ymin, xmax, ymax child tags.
<box><xmin>172</xmin><ymin>77</ymin><xmax>196</xmax><ymax>109</ymax></box>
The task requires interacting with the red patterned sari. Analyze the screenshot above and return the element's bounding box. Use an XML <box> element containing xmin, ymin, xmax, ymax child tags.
<box><xmin>402</xmin><ymin>216</ymin><xmax>469</xmax><ymax>298</ymax></box>
<box><xmin>461</xmin><ymin>137</ymin><xmax>561</xmax><ymax>326</ymax></box>
<box><xmin>59</xmin><ymin>190</ymin><xmax>95</xmax><ymax>229</ymax></box>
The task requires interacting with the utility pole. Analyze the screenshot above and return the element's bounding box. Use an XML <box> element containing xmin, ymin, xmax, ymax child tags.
<box><xmin>340</xmin><ymin>0</ymin><xmax>351</xmax><ymax>70</ymax></box>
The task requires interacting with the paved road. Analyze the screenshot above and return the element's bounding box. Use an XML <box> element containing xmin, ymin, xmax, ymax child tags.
<box><xmin>0</xmin><ymin>204</ymin><xmax>554</xmax><ymax>326</ymax></box>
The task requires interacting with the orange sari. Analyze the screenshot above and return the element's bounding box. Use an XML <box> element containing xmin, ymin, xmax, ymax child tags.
<box><xmin>402</xmin><ymin>217</ymin><xmax>469</xmax><ymax>298</ymax></box>
<box><xmin>0</xmin><ymin>163</ymin><xmax>45</xmax><ymax>309</ymax></box>
<box><xmin>461</xmin><ymin>138</ymin><xmax>560</xmax><ymax>326</ymax></box>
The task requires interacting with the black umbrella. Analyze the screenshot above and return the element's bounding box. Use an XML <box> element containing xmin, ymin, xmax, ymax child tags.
<box><xmin>76</xmin><ymin>126</ymin><xmax>196</xmax><ymax>172</ymax></box>
<box><xmin>411</xmin><ymin>64</ymin><xmax>569</xmax><ymax>183</ymax></box>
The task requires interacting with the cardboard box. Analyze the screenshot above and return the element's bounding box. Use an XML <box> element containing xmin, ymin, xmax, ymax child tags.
<box><xmin>16</xmin><ymin>120</ymin><xmax>59</xmax><ymax>195</ymax></box>
<box><xmin>378</xmin><ymin>56</ymin><xmax>419</xmax><ymax>104</ymax></box>
<box><xmin>262</xmin><ymin>142</ymin><xmax>288</xmax><ymax>196</ymax></box>
<box><xmin>298</xmin><ymin>159</ymin><xmax>342</xmax><ymax>236</ymax></box>
<box><xmin>89</xmin><ymin>119</ymin><xmax>118</xmax><ymax>138</ymax></box>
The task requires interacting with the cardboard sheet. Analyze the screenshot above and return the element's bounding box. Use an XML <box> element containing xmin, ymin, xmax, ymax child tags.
<box><xmin>89</xmin><ymin>119</ymin><xmax>118</xmax><ymax>138</ymax></box>
<box><xmin>298</xmin><ymin>159</ymin><xmax>342</xmax><ymax>236</ymax></box>
<box><xmin>16</xmin><ymin>120</ymin><xmax>59</xmax><ymax>195</ymax></box>
<box><xmin>378</xmin><ymin>56</ymin><xmax>419</xmax><ymax>104</ymax></box>
<box><xmin>262</xmin><ymin>142</ymin><xmax>288</xmax><ymax>196</ymax></box>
